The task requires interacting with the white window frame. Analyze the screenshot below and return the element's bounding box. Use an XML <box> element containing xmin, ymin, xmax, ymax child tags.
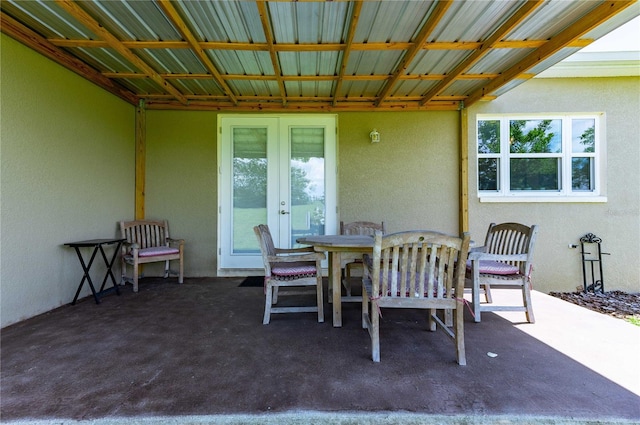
<box><xmin>476</xmin><ymin>114</ymin><xmax>607</xmax><ymax>203</ymax></box>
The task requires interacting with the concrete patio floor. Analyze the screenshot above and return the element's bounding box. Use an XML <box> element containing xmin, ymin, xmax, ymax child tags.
<box><xmin>1</xmin><ymin>277</ymin><xmax>639</xmax><ymax>425</ymax></box>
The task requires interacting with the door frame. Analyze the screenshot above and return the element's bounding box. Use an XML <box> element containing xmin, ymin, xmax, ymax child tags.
<box><xmin>217</xmin><ymin>113</ymin><xmax>338</xmax><ymax>274</ymax></box>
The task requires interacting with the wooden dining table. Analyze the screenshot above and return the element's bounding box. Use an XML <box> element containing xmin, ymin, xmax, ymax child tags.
<box><xmin>296</xmin><ymin>234</ymin><xmax>374</xmax><ymax>327</ymax></box>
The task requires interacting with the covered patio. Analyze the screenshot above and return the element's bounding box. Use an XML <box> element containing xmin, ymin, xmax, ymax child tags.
<box><xmin>2</xmin><ymin>278</ymin><xmax>638</xmax><ymax>424</ymax></box>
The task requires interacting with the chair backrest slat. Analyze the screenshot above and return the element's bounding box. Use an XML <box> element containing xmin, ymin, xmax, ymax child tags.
<box><xmin>370</xmin><ymin>230</ymin><xmax>470</xmax><ymax>301</ymax></box>
<box><xmin>341</xmin><ymin>221</ymin><xmax>385</xmax><ymax>236</ymax></box>
<box><xmin>484</xmin><ymin>222</ymin><xmax>538</xmax><ymax>274</ymax></box>
<box><xmin>120</xmin><ymin>220</ymin><xmax>170</xmax><ymax>249</ymax></box>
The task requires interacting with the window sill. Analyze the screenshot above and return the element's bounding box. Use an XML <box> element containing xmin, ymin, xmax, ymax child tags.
<box><xmin>479</xmin><ymin>196</ymin><xmax>607</xmax><ymax>203</ymax></box>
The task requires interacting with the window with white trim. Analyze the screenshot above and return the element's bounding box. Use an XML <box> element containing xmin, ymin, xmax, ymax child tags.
<box><xmin>477</xmin><ymin>114</ymin><xmax>603</xmax><ymax>201</ymax></box>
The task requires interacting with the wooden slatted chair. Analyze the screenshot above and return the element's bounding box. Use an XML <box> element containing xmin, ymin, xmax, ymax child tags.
<box><xmin>340</xmin><ymin>221</ymin><xmax>385</xmax><ymax>297</ymax></box>
<box><xmin>254</xmin><ymin>224</ymin><xmax>325</xmax><ymax>324</ymax></box>
<box><xmin>466</xmin><ymin>222</ymin><xmax>539</xmax><ymax>323</ymax></box>
<box><xmin>120</xmin><ymin>220</ymin><xmax>184</xmax><ymax>293</ymax></box>
<box><xmin>362</xmin><ymin>230</ymin><xmax>471</xmax><ymax>364</ymax></box>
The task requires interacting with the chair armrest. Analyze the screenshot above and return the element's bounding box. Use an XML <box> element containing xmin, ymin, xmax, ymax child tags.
<box><xmin>167</xmin><ymin>238</ymin><xmax>185</xmax><ymax>248</ymax></box>
<box><xmin>274</xmin><ymin>246</ymin><xmax>315</xmax><ymax>254</ymax></box>
<box><xmin>267</xmin><ymin>251</ymin><xmax>325</xmax><ymax>263</ymax></box>
<box><xmin>469</xmin><ymin>245</ymin><xmax>486</xmax><ymax>253</ymax></box>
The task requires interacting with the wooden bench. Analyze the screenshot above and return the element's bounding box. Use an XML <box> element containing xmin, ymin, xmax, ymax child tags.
<box><xmin>119</xmin><ymin>220</ymin><xmax>184</xmax><ymax>293</ymax></box>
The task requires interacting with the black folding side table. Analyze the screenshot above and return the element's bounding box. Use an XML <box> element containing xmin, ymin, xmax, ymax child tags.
<box><xmin>64</xmin><ymin>238</ymin><xmax>125</xmax><ymax>305</ymax></box>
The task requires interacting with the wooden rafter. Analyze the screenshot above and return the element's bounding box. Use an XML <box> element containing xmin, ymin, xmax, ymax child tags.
<box><xmin>47</xmin><ymin>38</ymin><xmax>593</xmax><ymax>51</ymax></box>
<box><xmin>419</xmin><ymin>0</ymin><xmax>544</xmax><ymax>106</ymax></box>
<box><xmin>0</xmin><ymin>11</ymin><xmax>137</xmax><ymax>105</ymax></box>
<box><xmin>332</xmin><ymin>1</ymin><xmax>363</xmax><ymax>107</ymax></box>
<box><xmin>375</xmin><ymin>0</ymin><xmax>452</xmax><ymax>107</ymax></box>
<box><xmin>256</xmin><ymin>1</ymin><xmax>287</xmax><ymax>106</ymax></box>
<box><xmin>157</xmin><ymin>0</ymin><xmax>238</xmax><ymax>106</ymax></box>
<box><xmin>54</xmin><ymin>0</ymin><xmax>188</xmax><ymax>105</ymax></box>
<box><xmin>464</xmin><ymin>0</ymin><xmax>636</xmax><ymax>107</ymax></box>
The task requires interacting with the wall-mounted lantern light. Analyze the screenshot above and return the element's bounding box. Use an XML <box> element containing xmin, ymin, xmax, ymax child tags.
<box><xmin>370</xmin><ymin>129</ymin><xmax>380</xmax><ymax>143</ymax></box>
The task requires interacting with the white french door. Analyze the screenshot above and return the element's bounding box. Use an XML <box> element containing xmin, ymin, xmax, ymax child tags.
<box><xmin>218</xmin><ymin>114</ymin><xmax>337</xmax><ymax>270</ymax></box>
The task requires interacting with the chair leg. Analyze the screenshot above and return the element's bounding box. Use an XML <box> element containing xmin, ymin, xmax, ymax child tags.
<box><xmin>472</xmin><ymin>268</ymin><xmax>482</xmax><ymax>323</ymax></box>
<box><xmin>163</xmin><ymin>260</ymin><xmax>170</xmax><ymax>278</ymax></box>
<box><xmin>343</xmin><ymin>264</ymin><xmax>352</xmax><ymax>296</ymax></box>
<box><xmin>455</xmin><ymin>303</ymin><xmax>467</xmax><ymax>365</ymax></box>
<box><xmin>428</xmin><ymin>308</ymin><xmax>437</xmax><ymax>331</ymax></box>
<box><xmin>362</xmin><ymin>291</ymin><xmax>369</xmax><ymax>329</ymax></box>
<box><xmin>178</xmin><ymin>256</ymin><xmax>184</xmax><ymax>284</ymax></box>
<box><xmin>371</xmin><ymin>302</ymin><xmax>380</xmax><ymax>362</ymax></box>
<box><xmin>484</xmin><ymin>283</ymin><xmax>493</xmax><ymax>303</ymax></box>
<box><xmin>522</xmin><ymin>281</ymin><xmax>535</xmax><ymax>323</ymax></box>
<box><xmin>121</xmin><ymin>257</ymin><xmax>127</xmax><ymax>286</ymax></box>
<box><xmin>133</xmin><ymin>261</ymin><xmax>139</xmax><ymax>293</ymax></box>
<box><xmin>263</xmin><ymin>282</ymin><xmax>274</xmax><ymax>324</ymax></box>
<box><xmin>316</xmin><ymin>275</ymin><xmax>324</xmax><ymax>323</ymax></box>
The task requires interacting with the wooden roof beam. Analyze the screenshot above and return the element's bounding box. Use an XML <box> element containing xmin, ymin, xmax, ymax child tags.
<box><xmin>332</xmin><ymin>1</ymin><xmax>363</xmax><ymax>107</ymax></box>
<box><xmin>54</xmin><ymin>0</ymin><xmax>188</xmax><ymax>105</ymax></box>
<box><xmin>465</xmin><ymin>0</ymin><xmax>636</xmax><ymax>107</ymax></box>
<box><xmin>375</xmin><ymin>0</ymin><xmax>452</xmax><ymax>107</ymax></box>
<box><xmin>257</xmin><ymin>1</ymin><xmax>287</xmax><ymax>107</ymax></box>
<box><xmin>48</xmin><ymin>38</ymin><xmax>593</xmax><ymax>52</ymax></box>
<box><xmin>419</xmin><ymin>0</ymin><xmax>544</xmax><ymax>106</ymax></box>
<box><xmin>0</xmin><ymin>11</ymin><xmax>138</xmax><ymax>105</ymax></box>
<box><xmin>157</xmin><ymin>0</ymin><xmax>238</xmax><ymax>106</ymax></box>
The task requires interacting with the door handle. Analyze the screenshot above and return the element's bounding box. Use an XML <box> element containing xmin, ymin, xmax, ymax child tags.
<box><xmin>280</xmin><ymin>210</ymin><xmax>290</xmax><ymax>215</ymax></box>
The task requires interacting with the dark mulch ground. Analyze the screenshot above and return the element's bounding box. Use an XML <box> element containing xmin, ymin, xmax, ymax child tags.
<box><xmin>549</xmin><ymin>290</ymin><xmax>640</xmax><ymax>322</ymax></box>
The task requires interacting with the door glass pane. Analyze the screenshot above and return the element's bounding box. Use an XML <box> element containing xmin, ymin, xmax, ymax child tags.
<box><xmin>233</xmin><ymin>128</ymin><xmax>267</xmax><ymax>254</ymax></box>
<box><xmin>510</xmin><ymin>119</ymin><xmax>562</xmax><ymax>153</ymax></box>
<box><xmin>510</xmin><ymin>158</ymin><xmax>560</xmax><ymax>191</ymax></box>
<box><xmin>572</xmin><ymin>157</ymin><xmax>594</xmax><ymax>191</ymax></box>
<box><xmin>290</xmin><ymin>128</ymin><xmax>325</xmax><ymax>247</ymax></box>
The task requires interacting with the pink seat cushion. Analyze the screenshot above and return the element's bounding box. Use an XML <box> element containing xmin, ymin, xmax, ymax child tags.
<box><xmin>138</xmin><ymin>246</ymin><xmax>180</xmax><ymax>257</ymax></box>
<box><xmin>466</xmin><ymin>259</ymin><xmax>519</xmax><ymax>275</ymax></box>
<box><xmin>271</xmin><ymin>262</ymin><xmax>317</xmax><ymax>280</ymax></box>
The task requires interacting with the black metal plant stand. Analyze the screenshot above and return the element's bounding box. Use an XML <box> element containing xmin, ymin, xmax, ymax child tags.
<box><xmin>579</xmin><ymin>233</ymin><xmax>609</xmax><ymax>294</ymax></box>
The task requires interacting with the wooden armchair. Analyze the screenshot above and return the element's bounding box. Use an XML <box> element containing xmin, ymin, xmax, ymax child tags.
<box><xmin>254</xmin><ymin>224</ymin><xmax>325</xmax><ymax>324</ymax></box>
<box><xmin>119</xmin><ymin>220</ymin><xmax>184</xmax><ymax>293</ymax></box>
<box><xmin>466</xmin><ymin>222</ymin><xmax>539</xmax><ymax>323</ymax></box>
<box><xmin>340</xmin><ymin>221</ymin><xmax>385</xmax><ymax>297</ymax></box>
<box><xmin>362</xmin><ymin>230</ymin><xmax>471</xmax><ymax>364</ymax></box>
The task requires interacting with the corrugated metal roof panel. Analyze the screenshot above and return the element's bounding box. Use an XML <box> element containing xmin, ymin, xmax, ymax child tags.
<box><xmin>269</xmin><ymin>2</ymin><xmax>349</xmax><ymax>44</ymax></box>
<box><xmin>468</xmin><ymin>48</ymin><xmax>534</xmax><ymax>75</ymax></box>
<box><xmin>508</xmin><ymin>1</ymin><xmax>599</xmax><ymax>41</ymax></box>
<box><xmin>114</xmin><ymin>77</ymin><xmax>165</xmax><ymax>95</ymax></box>
<box><xmin>172</xmin><ymin>79</ymin><xmax>223</xmax><ymax>96</ymax></box>
<box><xmin>177</xmin><ymin>1</ymin><xmax>264</xmax><ymax>43</ymax></box>
<box><xmin>81</xmin><ymin>1</ymin><xmax>180</xmax><ymax>41</ymax></box>
<box><xmin>69</xmin><ymin>47</ymin><xmax>137</xmax><ymax>73</ymax></box>
<box><xmin>346</xmin><ymin>50</ymin><xmax>404</xmax><ymax>76</ymax></box>
<box><xmin>208</xmin><ymin>50</ymin><xmax>273</xmax><ymax>76</ymax></box>
<box><xmin>341</xmin><ymin>80</ymin><xmax>385</xmax><ymax>99</ymax></box>
<box><xmin>356</xmin><ymin>1</ymin><xmax>434</xmax><ymax>43</ymax></box>
<box><xmin>3</xmin><ymin>0</ymin><xmax>96</xmax><ymax>39</ymax></box>
<box><xmin>430</xmin><ymin>0</ymin><xmax>520</xmax><ymax>42</ymax></box>
<box><xmin>278</xmin><ymin>51</ymin><xmax>341</xmax><ymax>77</ymax></box>
<box><xmin>134</xmin><ymin>48</ymin><xmax>207</xmax><ymax>74</ymax></box>
<box><xmin>408</xmin><ymin>49</ymin><xmax>473</xmax><ymax>75</ymax></box>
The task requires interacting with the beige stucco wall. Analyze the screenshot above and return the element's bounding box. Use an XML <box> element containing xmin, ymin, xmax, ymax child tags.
<box><xmin>0</xmin><ymin>34</ymin><xmax>134</xmax><ymax>327</ymax></box>
<box><xmin>144</xmin><ymin>111</ymin><xmax>218</xmax><ymax>276</ymax></box>
<box><xmin>467</xmin><ymin>77</ymin><xmax>640</xmax><ymax>294</ymax></box>
<box><xmin>143</xmin><ymin>110</ymin><xmax>461</xmax><ymax>276</ymax></box>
